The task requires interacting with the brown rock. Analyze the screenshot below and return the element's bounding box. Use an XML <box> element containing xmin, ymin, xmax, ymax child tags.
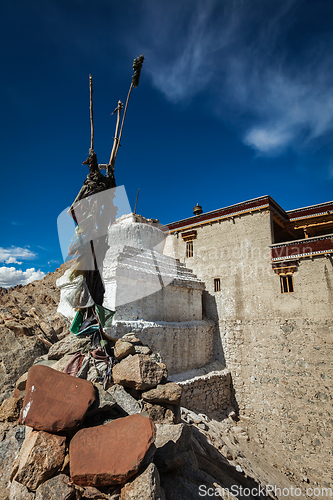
<box><xmin>120</xmin><ymin>463</ymin><xmax>162</xmax><ymax>499</ymax></box>
<box><xmin>50</xmin><ymin>312</ymin><xmax>70</xmax><ymax>337</ymax></box>
<box><xmin>0</xmin><ymin>397</ymin><xmax>23</xmax><ymax>422</ymax></box>
<box><xmin>70</xmin><ymin>414</ymin><xmax>156</xmax><ymax>487</ymax></box>
<box><xmin>114</xmin><ymin>340</ymin><xmax>136</xmax><ymax>361</ymax></box>
<box><xmin>15</xmin><ymin>372</ymin><xmax>28</xmax><ymax>391</ymax></box>
<box><xmin>35</xmin><ymin>473</ymin><xmax>75</xmax><ymax>500</ymax></box>
<box><xmin>141</xmin><ymin>402</ymin><xmax>181</xmax><ymax>424</ymax></box>
<box><xmin>142</xmin><ymin>382</ymin><xmax>182</xmax><ymax>406</ymax></box>
<box><xmin>157</xmin><ymin>363</ymin><xmax>168</xmax><ymax>382</ymax></box>
<box><xmin>81</xmin><ymin>486</ymin><xmax>107</xmax><ymax>499</ymax></box>
<box><xmin>112</xmin><ymin>355</ymin><xmax>164</xmax><ymax>391</ymax></box>
<box><xmin>11</xmin><ymin>429</ymin><xmax>66</xmax><ymax>490</ymax></box>
<box><xmin>20</xmin><ymin>365</ymin><xmax>96</xmax><ymax>432</ymax></box>
<box><xmin>38</xmin><ymin>320</ymin><xmax>58</xmax><ymax>342</ymax></box>
<box><xmin>4</xmin><ymin>320</ymin><xmax>32</xmax><ymax>336</ymax></box>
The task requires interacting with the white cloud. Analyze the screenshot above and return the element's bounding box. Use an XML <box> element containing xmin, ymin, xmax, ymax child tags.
<box><xmin>0</xmin><ymin>247</ymin><xmax>37</xmax><ymax>263</ymax></box>
<box><xmin>5</xmin><ymin>257</ymin><xmax>23</xmax><ymax>265</ymax></box>
<box><xmin>0</xmin><ymin>267</ymin><xmax>45</xmax><ymax>288</ymax></box>
<box><xmin>131</xmin><ymin>0</ymin><xmax>333</xmax><ymax>155</ymax></box>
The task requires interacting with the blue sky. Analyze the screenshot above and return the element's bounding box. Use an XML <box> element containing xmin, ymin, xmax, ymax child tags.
<box><xmin>1</xmin><ymin>0</ymin><xmax>333</xmax><ymax>287</ymax></box>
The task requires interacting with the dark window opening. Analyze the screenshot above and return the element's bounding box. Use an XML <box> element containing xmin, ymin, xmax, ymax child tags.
<box><xmin>214</xmin><ymin>278</ymin><xmax>221</xmax><ymax>292</ymax></box>
<box><xmin>280</xmin><ymin>274</ymin><xmax>294</xmax><ymax>293</ymax></box>
<box><xmin>186</xmin><ymin>241</ymin><xmax>193</xmax><ymax>258</ymax></box>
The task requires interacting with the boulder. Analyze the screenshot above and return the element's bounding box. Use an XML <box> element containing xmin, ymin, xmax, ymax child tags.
<box><xmin>70</xmin><ymin>414</ymin><xmax>156</xmax><ymax>487</ymax></box>
<box><xmin>0</xmin><ymin>397</ymin><xmax>22</xmax><ymax>422</ymax></box>
<box><xmin>20</xmin><ymin>365</ymin><xmax>96</xmax><ymax>432</ymax></box>
<box><xmin>114</xmin><ymin>340</ymin><xmax>136</xmax><ymax>361</ymax></box>
<box><xmin>112</xmin><ymin>355</ymin><xmax>164</xmax><ymax>391</ymax></box>
<box><xmin>35</xmin><ymin>473</ymin><xmax>75</xmax><ymax>500</ymax></box>
<box><xmin>11</xmin><ymin>429</ymin><xmax>66</xmax><ymax>490</ymax></box>
<box><xmin>107</xmin><ymin>384</ymin><xmax>141</xmax><ymax>415</ymax></box>
<box><xmin>154</xmin><ymin>423</ymin><xmax>192</xmax><ymax>472</ymax></box>
<box><xmin>120</xmin><ymin>463</ymin><xmax>163</xmax><ymax>499</ymax></box>
<box><xmin>8</xmin><ymin>479</ymin><xmax>35</xmax><ymax>500</ymax></box>
<box><xmin>142</xmin><ymin>402</ymin><xmax>181</xmax><ymax>424</ymax></box>
<box><xmin>142</xmin><ymin>382</ymin><xmax>182</xmax><ymax>406</ymax></box>
<box><xmin>47</xmin><ymin>335</ymin><xmax>91</xmax><ymax>360</ymax></box>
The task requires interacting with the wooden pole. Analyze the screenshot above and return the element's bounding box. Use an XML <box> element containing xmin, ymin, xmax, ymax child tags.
<box><xmin>108</xmin><ymin>100</ymin><xmax>123</xmax><ymax>172</ymax></box>
<box><xmin>89</xmin><ymin>74</ymin><xmax>94</xmax><ymax>151</ymax></box>
<box><xmin>115</xmin><ymin>82</ymin><xmax>133</xmax><ymax>159</ymax></box>
<box><xmin>134</xmin><ymin>188</ymin><xmax>140</xmax><ymax>214</ymax></box>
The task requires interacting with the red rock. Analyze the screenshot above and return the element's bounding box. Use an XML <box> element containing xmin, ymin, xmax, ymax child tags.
<box><xmin>70</xmin><ymin>414</ymin><xmax>156</xmax><ymax>487</ymax></box>
<box><xmin>19</xmin><ymin>365</ymin><xmax>96</xmax><ymax>432</ymax></box>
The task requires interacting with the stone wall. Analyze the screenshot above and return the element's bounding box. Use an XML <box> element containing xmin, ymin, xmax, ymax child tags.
<box><xmin>177</xmin><ymin>369</ymin><xmax>231</xmax><ymax>415</ymax></box>
<box><xmin>168</xmin><ymin>210</ymin><xmax>333</xmax><ymax>488</ymax></box>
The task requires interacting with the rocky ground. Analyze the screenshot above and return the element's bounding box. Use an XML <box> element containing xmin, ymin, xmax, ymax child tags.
<box><xmin>0</xmin><ymin>269</ymin><xmax>310</xmax><ymax>499</ymax></box>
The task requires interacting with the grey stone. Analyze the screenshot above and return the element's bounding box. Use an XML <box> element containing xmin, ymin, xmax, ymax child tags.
<box><xmin>154</xmin><ymin>423</ymin><xmax>192</xmax><ymax>472</ymax></box>
<box><xmin>35</xmin><ymin>474</ymin><xmax>75</xmax><ymax>500</ymax></box>
<box><xmin>47</xmin><ymin>335</ymin><xmax>90</xmax><ymax>360</ymax></box>
<box><xmin>108</xmin><ymin>385</ymin><xmax>141</xmax><ymax>416</ymax></box>
<box><xmin>120</xmin><ymin>463</ymin><xmax>162</xmax><ymax>499</ymax></box>
<box><xmin>9</xmin><ymin>479</ymin><xmax>35</xmax><ymax>500</ymax></box>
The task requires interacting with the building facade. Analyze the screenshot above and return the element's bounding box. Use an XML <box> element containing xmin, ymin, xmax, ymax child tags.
<box><xmin>167</xmin><ymin>196</ymin><xmax>333</xmax><ymax>488</ymax></box>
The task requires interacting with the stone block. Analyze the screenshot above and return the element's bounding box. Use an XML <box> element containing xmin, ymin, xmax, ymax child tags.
<box><xmin>114</xmin><ymin>340</ymin><xmax>136</xmax><ymax>361</ymax></box>
<box><xmin>70</xmin><ymin>414</ymin><xmax>156</xmax><ymax>487</ymax></box>
<box><xmin>112</xmin><ymin>355</ymin><xmax>164</xmax><ymax>391</ymax></box>
<box><xmin>11</xmin><ymin>429</ymin><xmax>66</xmax><ymax>491</ymax></box>
<box><xmin>20</xmin><ymin>365</ymin><xmax>96</xmax><ymax>432</ymax></box>
<box><xmin>142</xmin><ymin>382</ymin><xmax>182</xmax><ymax>406</ymax></box>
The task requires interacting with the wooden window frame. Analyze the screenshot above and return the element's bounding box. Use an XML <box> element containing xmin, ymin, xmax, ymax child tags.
<box><xmin>186</xmin><ymin>240</ymin><xmax>193</xmax><ymax>258</ymax></box>
<box><xmin>214</xmin><ymin>278</ymin><xmax>221</xmax><ymax>292</ymax></box>
<box><xmin>280</xmin><ymin>274</ymin><xmax>294</xmax><ymax>293</ymax></box>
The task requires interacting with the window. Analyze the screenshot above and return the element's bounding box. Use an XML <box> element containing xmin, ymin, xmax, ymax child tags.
<box><xmin>280</xmin><ymin>274</ymin><xmax>294</xmax><ymax>293</ymax></box>
<box><xmin>214</xmin><ymin>278</ymin><xmax>221</xmax><ymax>292</ymax></box>
<box><xmin>186</xmin><ymin>241</ymin><xmax>193</xmax><ymax>258</ymax></box>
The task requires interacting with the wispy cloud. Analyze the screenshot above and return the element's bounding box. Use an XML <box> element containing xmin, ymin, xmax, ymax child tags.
<box><xmin>0</xmin><ymin>267</ymin><xmax>45</xmax><ymax>288</ymax></box>
<box><xmin>0</xmin><ymin>247</ymin><xmax>37</xmax><ymax>263</ymax></box>
<box><xmin>130</xmin><ymin>0</ymin><xmax>333</xmax><ymax>156</ymax></box>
